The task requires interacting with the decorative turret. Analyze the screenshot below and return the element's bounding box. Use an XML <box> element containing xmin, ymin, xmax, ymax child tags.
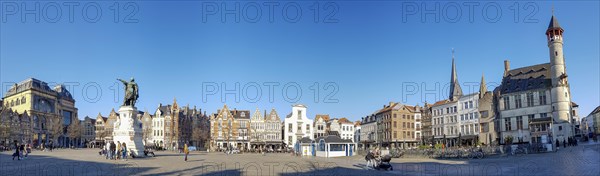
<box><xmin>479</xmin><ymin>73</ymin><xmax>487</xmax><ymax>99</ymax></box>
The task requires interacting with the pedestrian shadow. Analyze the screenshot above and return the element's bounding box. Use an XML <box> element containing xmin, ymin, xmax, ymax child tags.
<box><xmin>0</xmin><ymin>152</ymin><xmax>157</xmax><ymax>176</ymax></box>
<box><xmin>186</xmin><ymin>159</ymin><xmax>205</xmax><ymax>162</ymax></box>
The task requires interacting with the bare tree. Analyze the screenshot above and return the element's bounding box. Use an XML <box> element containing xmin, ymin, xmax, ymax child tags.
<box><xmin>192</xmin><ymin>126</ymin><xmax>207</xmax><ymax>147</ymax></box>
<box><xmin>68</xmin><ymin>119</ymin><xmax>82</xmax><ymax>147</ymax></box>
<box><xmin>143</xmin><ymin>127</ymin><xmax>152</xmax><ymax>146</ymax></box>
<box><xmin>49</xmin><ymin>117</ymin><xmax>63</xmax><ymax>146</ymax></box>
<box><xmin>96</xmin><ymin>130</ymin><xmax>108</xmax><ymax>141</ymax></box>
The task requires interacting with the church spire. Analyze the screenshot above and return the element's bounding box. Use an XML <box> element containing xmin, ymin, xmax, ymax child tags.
<box><xmin>479</xmin><ymin>73</ymin><xmax>487</xmax><ymax>99</ymax></box>
<box><xmin>449</xmin><ymin>48</ymin><xmax>463</xmax><ymax>101</ymax></box>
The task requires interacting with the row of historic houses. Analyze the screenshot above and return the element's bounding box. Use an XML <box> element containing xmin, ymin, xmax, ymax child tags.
<box><xmin>208</xmin><ymin>104</ymin><xmax>357</xmax><ymax>155</ymax></box>
<box><xmin>358</xmin><ymin>14</ymin><xmax>582</xmax><ymax>150</ymax></box>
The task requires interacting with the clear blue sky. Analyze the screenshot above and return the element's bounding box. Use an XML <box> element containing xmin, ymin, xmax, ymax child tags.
<box><xmin>1</xmin><ymin>1</ymin><xmax>598</xmax><ymax>121</ymax></box>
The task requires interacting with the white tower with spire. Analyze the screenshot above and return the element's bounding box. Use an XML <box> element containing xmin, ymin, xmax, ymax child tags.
<box><xmin>546</xmin><ymin>13</ymin><xmax>573</xmax><ymax>138</ymax></box>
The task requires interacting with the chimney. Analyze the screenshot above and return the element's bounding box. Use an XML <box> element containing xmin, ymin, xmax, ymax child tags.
<box><xmin>389</xmin><ymin>102</ymin><xmax>394</xmax><ymax>106</ymax></box>
<box><xmin>504</xmin><ymin>60</ymin><xmax>510</xmax><ymax>76</ymax></box>
<box><xmin>159</xmin><ymin>103</ymin><xmax>162</xmax><ymax>107</ymax></box>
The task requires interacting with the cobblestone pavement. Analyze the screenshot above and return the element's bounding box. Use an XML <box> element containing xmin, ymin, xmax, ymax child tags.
<box><xmin>0</xmin><ymin>143</ymin><xmax>598</xmax><ymax>176</ymax></box>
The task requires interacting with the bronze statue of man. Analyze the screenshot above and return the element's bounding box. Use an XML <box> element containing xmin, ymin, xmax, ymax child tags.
<box><xmin>117</xmin><ymin>77</ymin><xmax>139</xmax><ymax>107</ymax></box>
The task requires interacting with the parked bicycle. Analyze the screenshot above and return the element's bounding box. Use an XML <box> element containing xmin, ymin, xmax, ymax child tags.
<box><xmin>512</xmin><ymin>145</ymin><xmax>527</xmax><ymax>156</ymax></box>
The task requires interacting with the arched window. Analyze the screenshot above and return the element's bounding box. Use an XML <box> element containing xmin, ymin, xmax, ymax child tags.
<box><xmin>16</xmin><ymin>98</ymin><xmax>20</xmax><ymax>105</ymax></box>
<box><xmin>21</xmin><ymin>97</ymin><xmax>26</xmax><ymax>104</ymax></box>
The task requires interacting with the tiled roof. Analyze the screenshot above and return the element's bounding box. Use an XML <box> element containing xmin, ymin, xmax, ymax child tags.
<box><xmin>548</xmin><ymin>15</ymin><xmax>561</xmax><ymax>30</ymax></box>
<box><xmin>433</xmin><ymin>100</ymin><xmax>451</xmax><ymax>106</ymax></box>
<box><xmin>315</xmin><ymin>114</ymin><xmax>330</xmax><ymax>122</ymax></box>
<box><xmin>316</xmin><ymin>135</ymin><xmax>353</xmax><ymax>143</ymax></box>
<box><xmin>338</xmin><ymin>118</ymin><xmax>352</xmax><ymax>124</ymax></box>
<box><xmin>589</xmin><ymin>106</ymin><xmax>600</xmax><ymax>116</ymax></box>
<box><xmin>230</xmin><ymin>110</ymin><xmax>251</xmax><ymax>119</ymax></box>
<box><xmin>299</xmin><ymin>137</ymin><xmax>313</xmax><ymax>143</ymax></box>
<box><xmin>499</xmin><ymin>63</ymin><xmax>551</xmax><ymax>94</ymax></box>
<box><xmin>327</xmin><ymin>131</ymin><xmax>340</xmax><ymax>136</ymax></box>
<box><xmin>376</xmin><ymin>103</ymin><xmax>398</xmax><ymax>114</ymax></box>
<box><xmin>571</xmin><ymin>102</ymin><xmax>578</xmax><ymax>107</ymax></box>
<box><xmin>157</xmin><ymin>105</ymin><xmax>172</xmax><ymax>115</ymax></box>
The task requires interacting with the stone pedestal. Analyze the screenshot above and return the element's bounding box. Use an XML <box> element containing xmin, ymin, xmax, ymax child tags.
<box><xmin>113</xmin><ymin>106</ymin><xmax>145</xmax><ymax>157</ymax></box>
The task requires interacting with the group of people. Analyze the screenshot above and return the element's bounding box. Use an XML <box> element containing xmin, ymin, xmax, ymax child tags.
<box><xmin>11</xmin><ymin>140</ymin><xmax>32</xmax><ymax>161</ymax></box>
<box><xmin>555</xmin><ymin>137</ymin><xmax>578</xmax><ymax>150</ymax></box>
<box><xmin>100</xmin><ymin>141</ymin><xmax>128</xmax><ymax>161</ymax></box>
<box><xmin>97</xmin><ymin>142</ymin><xmax>193</xmax><ymax>161</ymax></box>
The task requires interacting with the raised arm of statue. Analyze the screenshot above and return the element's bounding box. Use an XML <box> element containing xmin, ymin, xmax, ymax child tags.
<box><xmin>117</xmin><ymin>79</ymin><xmax>127</xmax><ymax>85</ymax></box>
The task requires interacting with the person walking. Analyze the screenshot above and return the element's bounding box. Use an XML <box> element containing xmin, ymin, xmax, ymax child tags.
<box><xmin>110</xmin><ymin>141</ymin><xmax>116</xmax><ymax>160</ymax></box>
<box><xmin>116</xmin><ymin>142</ymin><xmax>121</xmax><ymax>160</ymax></box>
<box><xmin>105</xmin><ymin>144</ymin><xmax>109</xmax><ymax>159</ymax></box>
<box><xmin>25</xmin><ymin>144</ymin><xmax>30</xmax><ymax>158</ymax></box>
<box><xmin>184</xmin><ymin>144</ymin><xmax>189</xmax><ymax>161</ymax></box>
<box><xmin>122</xmin><ymin>143</ymin><xmax>128</xmax><ymax>161</ymax></box>
<box><xmin>365</xmin><ymin>150</ymin><xmax>375</xmax><ymax>169</ymax></box>
<box><xmin>12</xmin><ymin>140</ymin><xmax>20</xmax><ymax>161</ymax></box>
<box><xmin>563</xmin><ymin>139</ymin><xmax>567</xmax><ymax>148</ymax></box>
<box><xmin>555</xmin><ymin>139</ymin><xmax>560</xmax><ymax>151</ymax></box>
<box><xmin>19</xmin><ymin>144</ymin><xmax>25</xmax><ymax>160</ymax></box>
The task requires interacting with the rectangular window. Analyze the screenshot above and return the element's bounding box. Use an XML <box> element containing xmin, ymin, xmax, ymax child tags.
<box><xmin>482</xmin><ymin>123</ymin><xmax>489</xmax><ymax>132</ymax></box>
<box><xmin>469</xmin><ymin>101</ymin><xmax>473</xmax><ymax>108</ymax></box>
<box><xmin>539</xmin><ymin>91</ymin><xmax>547</xmax><ymax>105</ymax></box>
<box><xmin>515</xmin><ymin>95</ymin><xmax>522</xmax><ymax>109</ymax></box>
<box><xmin>526</xmin><ymin>93</ymin><xmax>534</xmax><ymax>107</ymax></box>
<box><xmin>517</xmin><ymin>116</ymin><xmax>523</xmax><ymax>130</ymax></box>
<box><xmin>288</xmin><ymin>124</ymin><xmax>293</xmax><ymax>132</ymax></box>
<box><xmin>540</xmin><ymin>113</ymin><xmax>548</xmax><ymax>118</ymax></box>
<box><xmin>504</xmin><ymin>96</ymin><xmax>510</xmax><ymax>110</ymax></box>
<box><xmin>505</xmin><ymin>118</ymin><xmax>512</xmax><ymax>131</ymax></box>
